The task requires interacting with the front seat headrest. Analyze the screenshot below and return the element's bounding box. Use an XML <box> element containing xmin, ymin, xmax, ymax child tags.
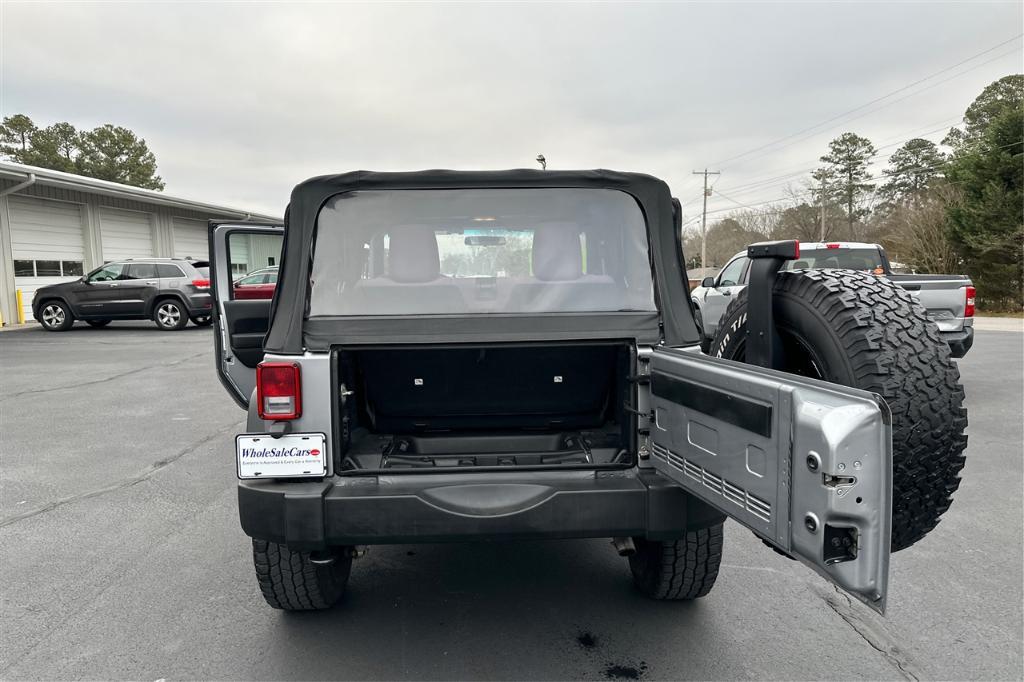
<box><xmin>532</xmin><ymin>224</ymin><xmax>583</xmax><ymax>281</ymax></box>
<box><xmin>388</xmin><ymin>227</ymin><xmax>440</xmax><ymax>283</ymax></box>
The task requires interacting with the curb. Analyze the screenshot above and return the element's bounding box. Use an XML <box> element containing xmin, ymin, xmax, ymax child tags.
<box><xmin>973</xmin><ymin>317</ymin><xmax>1023</xmax><ymax>332</ymax></box>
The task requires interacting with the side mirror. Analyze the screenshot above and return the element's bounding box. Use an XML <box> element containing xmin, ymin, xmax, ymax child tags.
<box><xmin>700</xmin><ymin>276</ymin><xmax>716</xmax><ymax>288</ymax></box>
<box><xmin>80</xmin><ymin>276</ymin><xmax>90</xmax><ymax>284</ymax></box>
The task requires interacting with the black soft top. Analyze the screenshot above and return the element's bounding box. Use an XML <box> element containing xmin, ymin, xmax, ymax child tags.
<box><xmin>264</xmin><ymin>169</ymin><xmax>700</xmax><ymax>353</ymax></box>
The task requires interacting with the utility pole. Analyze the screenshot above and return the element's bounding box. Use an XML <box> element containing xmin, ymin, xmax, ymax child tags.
<box><xmin>819</xmin><ymin>175</ymin><xmax>827</xmax><ymax>241</ymax></box>
<box><xmin>692</xmin><ymin>168</ymin><xmax>720</xmax><ymax>270</ymax></box>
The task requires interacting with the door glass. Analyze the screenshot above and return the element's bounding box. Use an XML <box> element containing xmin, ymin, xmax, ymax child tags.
<box><xmin>127</xmin><ymin>263</ymin><xmax>159</xmax><ymax>279</ymax></box>
<box><xmin>717</xmin><ymin>258</ymin><xmax>746</xmax><ymax>287</ymax></box>
<box><xmin>237</xmin><ymin>273</ymin><xmax>266</xmax><ymax>286</ymax></box>
<box><xmin>88</xmin><ymin>263</ymin><xmax>125</xmax><ymax>282</ymax></box>
<box><xmin>227</xmin><ymin>233</ymin><xmax>282</xmax><ymax>299</ymax></box>
<box><xmin>156</xmin><ymin>264</ymin><xmax>185</xmax><ymax>278</ymax></box>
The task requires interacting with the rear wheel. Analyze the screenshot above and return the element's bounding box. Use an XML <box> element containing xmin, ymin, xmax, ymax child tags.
<box><xmin>692</xmin><ymin>303</ymin><xmax>711</xmax><ymax>354</ymax></box>
<box><xmin>252</xmin><ymin>540</ymin><xmax>353</xmax><ymax>611</ymax></box>
<box><xmin>38</xmin><ymin>301</ymin><xmax>74</xmax><ymax>331</ymax></box>
<box><xmin>629</xmin><ymin>524</ymin><xmax>724</xmax><ymax>600</ymax></box>
<box><xmin>153</xmin><ymin>299</ymin><xmax>188</xmax><ymax>331</ymax></box>
<box><xmin>710</xmin><ymin>269</ymin><xmax>967</xmax><ymax>552</ymax></box>
<box><xmin>86</xmin><ymin>319</ymin><xmax>111</xmax><ymax>328</ymax></box>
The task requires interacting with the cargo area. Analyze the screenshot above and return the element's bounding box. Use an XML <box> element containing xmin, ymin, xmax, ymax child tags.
<box><xmin>334</xmin><ymin>341</ymin><xmax>635</xmax><ymax>471</ymax></box>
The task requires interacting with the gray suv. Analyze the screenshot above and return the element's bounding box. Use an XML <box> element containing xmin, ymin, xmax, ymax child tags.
<box><xmin>31</xmin><ymin>258</ymin><xmax>213</xmax><ymax>331</ymax></box>
<box><xmin>210</xmin><ymin>170</ymin><xmax>966</xmax><ymax>612</ymax></box>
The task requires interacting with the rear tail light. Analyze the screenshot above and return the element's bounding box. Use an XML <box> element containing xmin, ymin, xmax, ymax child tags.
<box><xmin>793</xmin><ymin>240</ymin><xmax>800</xmax><ymax>259</ymax></box>
<box><xmin>964</xmin><ymin>286</ymin><xmax>976</xmax><ymax>318</ymax></box>
<box><xmin>257</xmin><ymin>362</ymin><xmax>302</xmax><ymax>420</ymax></box>
<box><xmin>191</xmin><ymin>278</ymin><xmax>211</xmax><ymax>289</ymax></box>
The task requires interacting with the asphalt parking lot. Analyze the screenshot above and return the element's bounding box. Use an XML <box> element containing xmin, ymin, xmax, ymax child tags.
<box><xmin>1</xmin><ymin>321</ymin><xmax>1021</xmax><ymax>681</ymax></box>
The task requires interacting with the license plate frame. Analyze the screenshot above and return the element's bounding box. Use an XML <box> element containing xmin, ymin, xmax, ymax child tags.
<box><xmin>236</xmin><ymin>432</ymin><xmax>327</xmax><ymax>480</ymax></box>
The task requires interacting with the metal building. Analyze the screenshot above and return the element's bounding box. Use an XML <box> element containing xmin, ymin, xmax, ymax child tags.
<box><xmin>0</xmin><ymin>161</ymin><xmax>280</xmax><ymax>324</ymax></box>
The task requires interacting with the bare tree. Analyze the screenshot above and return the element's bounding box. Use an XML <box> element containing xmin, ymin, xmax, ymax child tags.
<box><xmin>881</xmin><ymin>185</ymin><xmax>962</xmax><ymax>274</ymax></box>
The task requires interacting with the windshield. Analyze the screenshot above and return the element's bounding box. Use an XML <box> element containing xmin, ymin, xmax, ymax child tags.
<box><xmin>308</xmin><ymin>188</ymin><xmax>656</xmax><ymax>316</ymax></box>
<box><xmin>784</xmin><ymin>247</ymin><xmax>886</xmax><ymax>273</ymax></box>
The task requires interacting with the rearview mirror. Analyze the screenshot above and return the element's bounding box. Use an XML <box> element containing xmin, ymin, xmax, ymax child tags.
<box><xmin>465</xmin><ymin>235</ymin><xmax>507</xmax><ymax>246</ymax></box>
<box><xmin>701</xmin><ymin>276</ymin><xmax>716</xmax><ymax>288</ymax></box>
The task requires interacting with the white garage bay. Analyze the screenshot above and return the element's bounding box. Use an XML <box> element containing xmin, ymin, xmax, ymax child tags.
<box><xmin>0</xmin><ymin>161</ymin><xmax>279</xmax><ymax>323</ymax></box>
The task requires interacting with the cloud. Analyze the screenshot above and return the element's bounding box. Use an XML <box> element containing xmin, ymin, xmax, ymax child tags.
<box><xmin>2</xmin><ymin>1</ymin><xmax>1021</xmax><ymax>217</ymax></box>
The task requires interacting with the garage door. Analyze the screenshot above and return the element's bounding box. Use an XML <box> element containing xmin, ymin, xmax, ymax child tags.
<box><xmin>229</xmin><ymin>235</ymin><xmax>249</xmax><ymax>276</ymax></box>
<box><xmin>173</xmin><ymin>218</ymin><xmax>208</xmax><ymax>260</ymax></box>
<box><xmin>99</xmin><ymin>207</ymin><xmax>154</xmax><ymax>261</ymax></box>
<box><xmin>9</xmin><ymin>196</ymin><xmax>85</xmax><ymax>321</ymax></box>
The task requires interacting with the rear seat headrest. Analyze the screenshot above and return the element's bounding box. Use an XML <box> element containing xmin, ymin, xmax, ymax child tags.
<box><xmin>388</xmin><ymin>227</ymin><xmax>440</xmax><ymax>283</ymax></box>
<box><xmin>532</xmin><ymin>224</ymin><xmax>583</xmax><ymax>281</ymax></box>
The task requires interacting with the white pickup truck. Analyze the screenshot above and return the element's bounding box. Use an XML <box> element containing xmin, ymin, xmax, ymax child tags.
<box><xmin>691</xmin><ymin>242</ymin><xmax>975</xmax><ymax>357</ymax></box>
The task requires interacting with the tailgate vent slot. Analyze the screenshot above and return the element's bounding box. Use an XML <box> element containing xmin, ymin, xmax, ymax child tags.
<box><xmin>652</xmin><ymin>442</ymin><xmax>772</xmax><ymax>522</ymax></box>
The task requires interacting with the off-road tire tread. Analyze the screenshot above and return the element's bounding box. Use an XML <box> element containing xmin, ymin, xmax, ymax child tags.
<box><xmin>711</xmin><ymin>269</ymin><xmax>967</xmax><ymax>551</ymax></box>
<box><xmin>629</xmin><ymin>523</ymin><xmax>724</xmax><ymax>600</ymax></box>
<box><xmin>252</xmin><ymin>539</ymin><xmax>351</xmax><ymax>611</ymax></box>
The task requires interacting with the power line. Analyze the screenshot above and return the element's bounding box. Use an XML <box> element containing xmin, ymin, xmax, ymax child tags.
<box><xmin>700</xmin><ymin>138</ymin><xmax>1023</xmax><ymax>223</ymax></box>
<box><xmin>709</xmin><ymin>119</ymin><xmax>969</xmax><ymax>204</ymax></box>
<box><xmin>717</xmin><ymin>117</ymin><xmax>963</xmax><ymax>198</ymax></box>
<box><xmin>708</xmin><ymin>34</ymin><xmax>1023</xmax><ymax>170</ymax></box>
<box><xmin>715</xmin><ymin>45</ymin><xmax>1020</xmax><ymax>177</ymax></box>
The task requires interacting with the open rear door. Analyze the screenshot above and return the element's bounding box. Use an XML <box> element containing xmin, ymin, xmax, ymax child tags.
<box><xmin>648</xmin><ymin>348</ymin><xmax>892</xmax><ymax>613</ymax></box>
<box><xmin>209</xmin><ymin>222</ymin><xmax>284</xmax><ymax>408</ymax></box>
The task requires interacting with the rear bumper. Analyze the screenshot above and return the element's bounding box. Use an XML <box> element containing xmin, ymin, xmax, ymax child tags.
<box><xmin>238</xmin><ymin>469</ymin><xmax>725</xmax><ymax>550</ymax></box>
<box><xmin>185</xmin><ymin>293</ymin><xmax>213</xmax><ymax>315</ymax></box>
<box><xmin>941</xmin><ymin>325</ymin><xmax>974</xmax><ymax>358</ymax></box>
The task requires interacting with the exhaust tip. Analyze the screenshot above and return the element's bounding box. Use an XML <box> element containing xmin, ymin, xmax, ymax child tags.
<box><xmin>611</xmin><ymin>537</ymin><xmax>636</xmax><ymax>557</ymax></box>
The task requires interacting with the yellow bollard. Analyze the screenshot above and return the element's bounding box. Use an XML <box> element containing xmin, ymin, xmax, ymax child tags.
<box><xmin>16</xmin><ymin>289</ymin><xmax>25</xmax><ymax>324</ymax></box>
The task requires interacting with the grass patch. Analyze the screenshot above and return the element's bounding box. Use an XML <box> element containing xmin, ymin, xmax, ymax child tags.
<box><xmin>977</xmin><ymin>310</ymin><xmax>1024</xmax><ymax>318</ymax></box>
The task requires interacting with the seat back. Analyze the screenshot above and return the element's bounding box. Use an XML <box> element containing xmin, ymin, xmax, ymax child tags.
<box><xmin>335</xmin><ymin>226</ymin><xmax>466</xmax><ymax>314</ymax></box>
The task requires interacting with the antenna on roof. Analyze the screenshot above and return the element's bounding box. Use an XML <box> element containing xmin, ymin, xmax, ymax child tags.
<box><xmin>536</xmin><ymin>154</ymin><xmax>547</xmax><ymax>171</ymax></box>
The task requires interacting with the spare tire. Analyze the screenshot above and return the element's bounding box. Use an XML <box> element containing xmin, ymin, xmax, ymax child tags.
<box><xmin>709</xmin><ymin>268</ymin><xmax>967</xmax><ymax>552</ymax></box>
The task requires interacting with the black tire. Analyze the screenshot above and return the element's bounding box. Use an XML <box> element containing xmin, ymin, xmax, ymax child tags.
<box><xmin>190</xmin><ymin>315</ymin><xmax>213</xmax><ymax>327</ymax></box>
<box><xmin>692</xmin><ymin>303</ymin><xmax>712</xmax><ymax>354</ymax></box>
<box><xmin>252</xmin><ymin>540</ymin><xmax>352</xmax><ymax>611</ymax></box>
<box><xmin>709</xmin><ymin>269</ymin><xmax>967</xmax><ymax>552</ymax></box>
<box><xmin>86</xmin><ymin>319</ymin><xmax>112</xmax><ymax>328</ymax></box>
<box><xmin>629</xmin><ymin>524</ymin><xmax>724</xmax><ymax>600</ymax></box>
<box><xmin>153</xmin><ymin>299</ymin><xmax>188</xmax><ymax>331</ymax></box>
<box><xmin>37</xmin><ymin>300</ymin><xmax>74</xmax><ymax>331</ymax></box>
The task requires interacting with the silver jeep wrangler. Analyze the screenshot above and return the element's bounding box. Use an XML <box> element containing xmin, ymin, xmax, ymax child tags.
<box><xmin>210</xmin><ymin>169</ymin><xmax>966</xmax><ymax>612</ymax></box>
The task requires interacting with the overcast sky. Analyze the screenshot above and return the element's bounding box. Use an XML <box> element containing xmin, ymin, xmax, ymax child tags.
<box><xmin>2</xmin><ymin>1</ymin><xmax>1021</xmax><ymax>223</ymax></box>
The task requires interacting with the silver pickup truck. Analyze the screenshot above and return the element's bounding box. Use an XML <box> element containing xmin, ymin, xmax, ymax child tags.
<box><xmin>691</xmin><ymin>242</ymin><xmax>975</xmax><ymax>357</ymax></box>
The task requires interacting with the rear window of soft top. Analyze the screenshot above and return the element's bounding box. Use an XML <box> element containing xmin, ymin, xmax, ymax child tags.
<box><xmin>308</xmin><ymin>188</ymin><xmax>657</xmax><ymax>316</ymax></box>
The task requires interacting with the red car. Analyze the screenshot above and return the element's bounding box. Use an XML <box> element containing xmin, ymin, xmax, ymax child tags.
<box><xmin>233</xmin><ymin>269</ymin><xmax>277</xmax><ymax>300</ymax></box>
